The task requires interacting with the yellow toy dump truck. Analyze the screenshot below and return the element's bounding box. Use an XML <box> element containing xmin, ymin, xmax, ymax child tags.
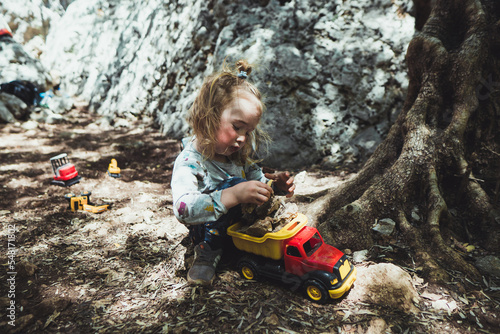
<box><xmin>227</xmin><ymin>213</ymin><xmax>357</xmax><ymax>303</ymax></box>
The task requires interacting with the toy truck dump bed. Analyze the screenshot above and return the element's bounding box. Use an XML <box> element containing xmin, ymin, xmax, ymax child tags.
<box><xmin>227</xmin><ymin>213</ymin><xmax>357</xmax><ymax>303</ymax></box>
<box><xmin>227</xmin><ymin>213</ymin><xmax>307</xmax><ymax>260</ymax></box>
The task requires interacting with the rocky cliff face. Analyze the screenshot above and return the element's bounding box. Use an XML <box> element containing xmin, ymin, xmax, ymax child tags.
<box><xmin>1</xmin><ymin>0</ymin><xmax>414</xmax><ymax>169</ymax></box>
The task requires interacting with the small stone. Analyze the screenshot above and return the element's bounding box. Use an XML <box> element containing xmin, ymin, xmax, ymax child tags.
<box><xmin>17</xmin><ymin>261</ymin><xmax>38</xmax><ymax>277</ymax></box>
<box><xmin>353</xmin><ymin>249</ymin><xmax>369</xmax><ymax>263</ymax></box>
<box><xmin>366</xmin><ymin>318</ymin><xmax>388</xmax><ymax>334</ymax></box>
<box><xmin>21</xmin><ymin>120</ymin><xmax>39</xmax><ymax>130</ymax></box>
<box><xmin>372</xmin><ymin>218</ymin><xmax>396</xmax><ymax>236</ymax></box>
<box><xmin>265</xmin><ymin>313</ymin><xmax>280</xmax><ymax>326</ymax></box>
<box><xmin>475</xmin><ymin>256</ymin><xmax>500</xmax><ymax>278</ymax></box>
<box><xmin>411</xmin><ymin>211</ymin><xmax>420</xmax><ymax>221</ymax></box>
<box><xmin>245</xmin><ymin>217</ymin><xmax>273</xmax><ymax>237</ymax></box>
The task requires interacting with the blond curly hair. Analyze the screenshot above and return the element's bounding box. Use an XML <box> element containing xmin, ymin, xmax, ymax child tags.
<box><xmin>187</xmin><ymin>59</ymin><xmax>269</xmax><ymax>164</ymax></box>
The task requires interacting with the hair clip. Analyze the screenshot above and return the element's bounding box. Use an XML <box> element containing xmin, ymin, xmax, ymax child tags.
<box><xmin>237</xmin><ymin>71</ymin><xmax>248</xmax><ymax>79</ymax></box>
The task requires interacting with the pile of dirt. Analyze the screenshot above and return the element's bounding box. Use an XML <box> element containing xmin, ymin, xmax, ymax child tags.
<box><xmin>237</xmin><ymin>188</ymin><xmax>300</xmax><ymax>237</ymax></box>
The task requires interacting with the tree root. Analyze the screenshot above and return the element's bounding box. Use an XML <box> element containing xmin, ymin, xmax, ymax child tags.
<box><xmin>314</xmin><ymin>0</ymin><xmax>499</xmax><ymax>286</ymax></box>
<box><xmin>426</xmin><ymin>167</ymin><xmax>481</xmax><ymax>281</ymax></box>
<box><xmin>397</xmin><ymin>212</ymin><xmax>450</xmax><ymax>283</ymax></box>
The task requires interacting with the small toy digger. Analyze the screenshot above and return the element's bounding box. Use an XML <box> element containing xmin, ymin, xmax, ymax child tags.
<box><xmin>64</xmin><ymin>191</ymin><xmax>110</xmax><ymax>214</ymax></box>
<box><xmin>107</xmin><ymin>158</ymin><xmax>121</xmax><ymax>178</ymax></box>
<box><xmin>50</xmin><ymin>153</ymin><xmax>81</xmax><ymax>187</ymax></box>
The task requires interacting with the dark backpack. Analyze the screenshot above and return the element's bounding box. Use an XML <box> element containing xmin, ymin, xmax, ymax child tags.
<box><xmin>0</xmin><ymin>80</ymin><xmax>42</xmax><ymax>105</ymax></box>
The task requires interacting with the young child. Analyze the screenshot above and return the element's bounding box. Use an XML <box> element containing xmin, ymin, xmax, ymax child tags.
<box><xmin>171</xmin><ymin>59</ymin><xmax>295</xmax><ymax>285</ymax></box>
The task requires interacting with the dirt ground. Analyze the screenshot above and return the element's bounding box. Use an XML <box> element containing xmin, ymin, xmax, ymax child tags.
<box><xmin>0</xmin><ymin>105</ymin><xmax>499</xmax><ymax>333</ymax></box>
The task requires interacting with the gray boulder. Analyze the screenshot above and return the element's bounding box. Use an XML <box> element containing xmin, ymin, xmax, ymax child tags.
<box><xmin>0</xmin><ymin>92</ymin><xmax>29</xmax><ymax>122</ymax></box>
<box><xmin>36</xmin><ymin>0</ymin><xmax>414</xmax><ymax>168</ymax></box>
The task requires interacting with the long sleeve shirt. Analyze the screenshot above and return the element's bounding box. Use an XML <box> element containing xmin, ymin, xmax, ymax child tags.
<box><xmin>171</xmin><ymin>138</ymin><xmax>268</xmax><ymax>225</ymax></box>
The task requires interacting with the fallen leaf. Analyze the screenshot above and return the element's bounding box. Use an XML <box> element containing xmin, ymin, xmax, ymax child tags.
<box><xmin>421</xmin><ymin>291</ymin><xmax>442</xmax><ymax>301</ymax></box>
<box><xmin>465</xmin><ymin>245</ymin><xmax>475</xmax><ymax>252</ymax></box>
<box><xmin>43</xmin><ymin>310</ymin><xmax>60</xmax><ymax>329</ymax></box>
<box><xmin>342</xmin><ymin>310</ymin><xmax>352</xmax><ymax>322</ymax></box>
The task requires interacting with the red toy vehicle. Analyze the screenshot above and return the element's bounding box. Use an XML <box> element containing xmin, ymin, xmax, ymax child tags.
<box><xmin>50</xmin><ymin>153</ymin><xmax>81</xmax><ymax>187</ymax></box>
<box><xmin>227</xmin><ymin>213</ymin><xmax>357</xmax><ymax>303</ymax></box>
<box><xmin>0</xmin><ymin>15</ymin><xmax>13</xmax><ymax>37</ymax></box>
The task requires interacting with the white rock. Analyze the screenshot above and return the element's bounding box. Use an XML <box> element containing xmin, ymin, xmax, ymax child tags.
<box><xmin>347</xmin><ymin>263</ymin><xmax>421</xmax><ymax>314</ymax></box>
<box><xmin>372</xmin><ymin>218</ymin><xmax>396</xmax><ymax>236</ymax></box>
<box><xmin>353</xmin><ymin>249</ymin><xmax>370</xmax><ymax>263</ymax></box>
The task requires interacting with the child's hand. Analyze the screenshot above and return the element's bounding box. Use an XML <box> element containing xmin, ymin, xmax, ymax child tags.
<box><xmin>221</xmin><ymin>180</ymin><xmax>273</xmax><ymax>209</ymax></box>
<box><xmin>265</xmin><ymin>172</ymin><xmax>295</xmax><ymax>197</ymax></box>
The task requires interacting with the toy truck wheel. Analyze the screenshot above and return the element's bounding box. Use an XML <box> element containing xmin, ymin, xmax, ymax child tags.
<box><xmin>80</xmin><ymin>190</ymin><xmax>92</xmax><ymax>197</ymax></box>
<box><xmin>304</xmin><ymin>280</ymin><xmax>328</xmax><ymax>304</ymax></box>
<box><xmin>238</xmin><ymin>260</ymin><xmax>259</xmax><ymax>281</ymax></box>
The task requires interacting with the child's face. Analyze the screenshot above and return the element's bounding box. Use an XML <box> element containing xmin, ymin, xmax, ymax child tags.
<box><xmin>215</xmin><ymin>90</ymin><xmax>262</xmax><ymax>159</ymax></box>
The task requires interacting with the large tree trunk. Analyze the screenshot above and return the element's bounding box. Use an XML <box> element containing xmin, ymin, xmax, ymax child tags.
<box><xmin>310</xmin><ymin>0</ymin><xmax>500</xmax><ymax>283</ymax></box>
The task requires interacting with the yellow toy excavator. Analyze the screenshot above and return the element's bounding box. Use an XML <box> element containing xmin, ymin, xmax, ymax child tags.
<box><xmin>64</xmin><ymin>191</ymin><xmax>110</xmax><ymax>214</ymax></box>
<box><xmin>107</xmin><ymin>158</ymin><xmax>121</xmax><ymax>178</ymax></box>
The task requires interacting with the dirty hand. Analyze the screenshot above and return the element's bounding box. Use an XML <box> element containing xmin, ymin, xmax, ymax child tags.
<box><xmin>265</xmin><ymin>172</ymin><xmax>295</xmax><ymax>198</ymax></box>
<box><xmin>221</xmin><ymin>180</ymin><xmax>273</xmax><ymax>209</ymax></box>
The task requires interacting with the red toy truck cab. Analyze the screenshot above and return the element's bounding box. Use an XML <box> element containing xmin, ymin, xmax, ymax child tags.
<box><xmin>227</xmin><ymin>214</ymin><xmax>357</xmax><ymax>303</ymax></box>
<box><xmin>50</xmin><ymin>153</ymin><xmax>81</xmax><ymax>187</ymax></box>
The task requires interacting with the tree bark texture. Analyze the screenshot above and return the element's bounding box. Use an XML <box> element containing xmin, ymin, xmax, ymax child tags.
<box><xmin>317</xmin><ymin>0</ymin><xmax>500</xmax><ymax>283</ymax></box>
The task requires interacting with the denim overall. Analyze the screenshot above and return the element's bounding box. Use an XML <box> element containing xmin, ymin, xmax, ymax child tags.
<box><xmin>188</xmin><ymin>177</ymin><xmax>246</xmax><ymax>250</ymax></box>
